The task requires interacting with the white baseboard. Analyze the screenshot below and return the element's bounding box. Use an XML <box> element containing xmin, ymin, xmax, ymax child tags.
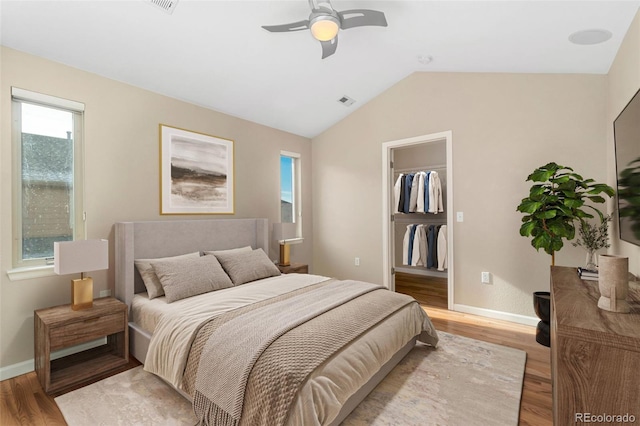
<box><xmin>0</xmin><ymin>359</ymin><xmax>35</xmax><ymax>382</ymax></box>
<box><xmin>0</xmin><ymin>338</ymin><xmax>106</xmax><ymax>381</ymax></box>
<box><xmin>453</xmin><ymin>303</ymin><xmax>540</xmax><ymax>327</ymax></box>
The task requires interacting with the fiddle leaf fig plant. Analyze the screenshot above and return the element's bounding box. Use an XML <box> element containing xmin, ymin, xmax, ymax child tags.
<box><xmin>516</xmin><ymin>162</ymin><xmax>615</xmax><ymax>264</ymax></box>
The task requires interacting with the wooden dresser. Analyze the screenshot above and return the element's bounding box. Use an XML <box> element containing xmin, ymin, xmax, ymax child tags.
<box><xmin>551</xmin><ymin>266</ymin><xmax>640</xmax><ymax>425</ymax></box>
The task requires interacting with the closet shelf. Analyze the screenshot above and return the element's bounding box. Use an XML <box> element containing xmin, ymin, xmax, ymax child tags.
<box><xmin>395</xmin><ymin>266</ymin><xmax>447</xmax><ymax>278</ymax></box>
<box><xmin>394</xmin><ymin>214</ymin><xmax>447</xmax><ymax>223</ymax></box>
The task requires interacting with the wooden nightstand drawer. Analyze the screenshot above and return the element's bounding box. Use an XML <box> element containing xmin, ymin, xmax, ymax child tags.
<box><xmin>277</xmin><ymin>263</ymin><xmax>308</xmax><ymax>274</ymax></box>
<box><xmin>50</xmin><ymin>313</ymin><xmax>124</xmax><ymax>351</ymax></box>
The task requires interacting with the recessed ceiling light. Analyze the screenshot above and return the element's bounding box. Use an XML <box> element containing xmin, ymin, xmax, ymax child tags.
<box><xmin>568</xmin><ymin>29</ymin><xmax>612</xmax><ymax>45</ymax></box>
<box><xmin>417</xmin><ymin>55</ymin><xmax>434</xmax><ymax>65</ymax></box>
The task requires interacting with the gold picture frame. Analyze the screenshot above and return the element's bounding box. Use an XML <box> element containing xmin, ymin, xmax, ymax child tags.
<box><xmin>160</xmin><ymin>124</ymin><xmax>234</xmax><ymax>214</ymax></box>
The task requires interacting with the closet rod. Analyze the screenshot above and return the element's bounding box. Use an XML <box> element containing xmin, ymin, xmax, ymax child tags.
<box><xmin>394</xmin><ymin>165</ymin><xmax>446</xmax><ymax>173</ymax></box>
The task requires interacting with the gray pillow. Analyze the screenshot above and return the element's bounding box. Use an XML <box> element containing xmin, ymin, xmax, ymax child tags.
<box><xmin>214</xmin><ymin>248</ymin><xmax>281</xmax><ymax>286</ymax></box>
<box><xmin>134</xmin><ymin>252</ymin><xmax>200</xmax><ymax>299</ymax></box>
<box><xmin>151</xmin><ymin>255</ymin><xmax>233</xmax><ymax>303</ymax></box>
<box><xmin>202</xmin><ymin>246</ymin><xmax>252</xmax><ymax>257</ymax></box>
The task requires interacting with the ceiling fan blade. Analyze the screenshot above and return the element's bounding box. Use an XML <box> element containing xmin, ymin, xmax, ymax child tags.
<box><xmin>262</xmin><ymin>20</ymin><xmax>310</xmax><ymax>33</ymax></box>
<box><xmin>338</xmin><ymin>9</ymin><xmax>387</xmax><ymax>29</ymax></box>
<box><xmin>320</xmin><ymin>36</ymin><xmax>338</xmax><ymax>59</ymax></box>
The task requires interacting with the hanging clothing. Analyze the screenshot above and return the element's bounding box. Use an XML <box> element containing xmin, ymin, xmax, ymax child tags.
<box><xmin>437</xmin><ymin>225</ymin><xmax>448</xmax><ymax>271</ymax></box>
<box><xmin>428</xmin><ymin>171</ymin><xmax>444</xmax><ymax>214</ymax></box>
<box><xmin>426</xmin><ymin>225</ymin><xmax>437</xmax><ymax>268</ymax></box>
<box><xmin>412</xmin><ymin>225</ymin><xmax>428</xmax><ymax>267</ymax></box>
<box><xmin>398</xmin><ymin>175</ymin><xmax>407</xmax><ymax>213</ymax></box>
<box><xmin>423</xmin><ymin>172</ymin><xmax>431</xmax><ymax>213</ymax></box>
<box><xmin>416</xmin><ymin>172</ymin><xmax>426</xmax><ymax>213</ymax></box>
<box><xmin>401</xmin><ymin>222</ymin><xmax>446</xmax><ymax>270</ymax></box>
<box><xmin>393</xmin><ymin>174</ymin><xmax>404</xmax><ymax>214</ymax></box>
<box><xmin>409</xmin><ymin>173</ymin><xmax>423</xmax><ymax>212</ymax></box>
<box><xmin>394</xmin><ymin>169</ymin><xmax>443</xmax><ymax>215</ymax></box>
<box><xmin>407</xmin><ymin>224</ymin><xmax>419</xmax><ymax>265</ymax></box>
<box><xmin>403</xmin><ymin>173</ymin><xmax>415</xmax><ymax>213</ymax></box>
<box><xmin>402</xmin><ymin>224</ymin><xmax>420</xmax><ymax>265</ymax></box>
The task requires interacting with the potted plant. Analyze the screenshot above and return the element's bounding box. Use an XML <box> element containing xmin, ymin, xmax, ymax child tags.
<box><xmin>517</xmin><ymin>162</ymin><xmax>615</xmax><ymax>347</ymax></box>
<box><xmin>572</xmin><ymin>215</ymin><xmax>612</xmax><ymax>270</ymax></box>
<box><xmin>517</xmin><ymin>162</ymin><xmax>615</xmax><ymax>265</ymax></box>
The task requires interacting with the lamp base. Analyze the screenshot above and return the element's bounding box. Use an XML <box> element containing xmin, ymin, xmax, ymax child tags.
<box><xmin>279</xmin><ymin>243</ymin><xmax>290</xmax><ymax>267</ymax></box>
<box><xmin>71</xmin><ymin>277</ymin><xmax>93</xmax><ymax>311</ymax></box>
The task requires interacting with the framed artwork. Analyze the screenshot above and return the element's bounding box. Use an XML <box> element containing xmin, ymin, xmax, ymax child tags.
<box><xmin>160</xmin><ymin>124</ymin><xmax>234</xmax><ymax>214</ymax></box>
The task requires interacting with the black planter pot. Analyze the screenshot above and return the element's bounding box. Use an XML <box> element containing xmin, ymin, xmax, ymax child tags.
<box><xmin>533</xmin><ymin>291</ymin><xmax>550</xmax><ymax>323</ymax></box>
<box><xmin>536</xmin><ymin>320</ymin><xmax>550</xmax><ymax>347</ymax></box>
<box><xmin>533</xmin><ymin>291</ymin><xmax>551</xmax><ymax>347</ymax></box>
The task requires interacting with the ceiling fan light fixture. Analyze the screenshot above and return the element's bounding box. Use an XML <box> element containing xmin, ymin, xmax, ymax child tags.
<box><xmin>310</xmin><ymin>15</ymin><xmax>340</xmax><ymax>41</ymax></box>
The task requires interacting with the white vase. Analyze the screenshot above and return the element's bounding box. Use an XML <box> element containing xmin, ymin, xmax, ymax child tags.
<box><xmin>597</xmin><ymin>254</ymin><xmax>630</xmax><ymax>313</ymax></box>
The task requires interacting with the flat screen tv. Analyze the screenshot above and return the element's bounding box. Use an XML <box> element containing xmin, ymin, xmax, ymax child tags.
<box><xmin>613</xmin><ymin>87</ymin><xmax>640</xmax><ymax>247</ymax></box>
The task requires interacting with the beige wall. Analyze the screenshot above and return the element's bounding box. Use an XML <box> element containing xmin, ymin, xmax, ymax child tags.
<box><xmin>312</xmin><ymin>72</ymin><xmax>609</xmax><ymax>318</ymax></box>
<box><xmin>0</xmin><ymin>47</ymin><xmax>312</xmax><ymax>369</ymax></box>
<box><xmin>607</xmin><ymin>10</ymin><xmax>640</xmax><ymax>274</ymax></box>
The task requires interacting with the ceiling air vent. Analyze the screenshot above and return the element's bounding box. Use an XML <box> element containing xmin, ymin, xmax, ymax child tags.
<box><xmin>147</xmin><ymin>0</ymin><xmax>179</xmax><ymax>14</ymax></box>
<box><xmin>338</xmin><ymin>96</ymin><xmax>355</xmax><ymax>107</ymax></box>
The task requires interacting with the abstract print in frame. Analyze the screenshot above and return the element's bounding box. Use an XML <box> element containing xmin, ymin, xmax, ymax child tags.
<box><xmin>160</xmin><ymin>124</ymin><xmax>234</xmax><ymax>214</ymax></box>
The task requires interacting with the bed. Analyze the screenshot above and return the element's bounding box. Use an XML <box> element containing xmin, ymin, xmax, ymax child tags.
<box><xmin>114</xmin><ymin>218</ymin><xmax>438</xmax><ymax>425</ymax></box>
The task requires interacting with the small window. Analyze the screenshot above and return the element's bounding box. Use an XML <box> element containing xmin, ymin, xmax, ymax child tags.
<box><xmin>12</xmin><ymin>88</ymin><xmax>85</xmax><ymax>268</ymax></box>
<box><xmin>280</xmin><ymin>151</ymin><xmax>302</xmax><ymax>238</ymax></box>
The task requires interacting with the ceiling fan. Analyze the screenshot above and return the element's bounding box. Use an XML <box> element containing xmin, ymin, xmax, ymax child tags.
<box><xmin>261</xmin><ymin>0</ymin><xmax>388</xmax><ymax>59</ymax></box>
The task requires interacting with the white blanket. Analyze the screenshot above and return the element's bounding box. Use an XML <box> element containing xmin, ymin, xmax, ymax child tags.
<box><xmin>143</xmin><ymin>273</ymin><xmax>439</xmax><ymax>425</ymax></box>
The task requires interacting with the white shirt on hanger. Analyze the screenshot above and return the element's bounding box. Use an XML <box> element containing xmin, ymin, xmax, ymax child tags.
<box><xmin>437</xmin><ymin>225</ymin><xmax>448</xmax><ymax>271</ymax></box>
<box><xmin>428</xmin><ymin>171</ymin><xmax>444</xmax><ymax>214</ymax></box>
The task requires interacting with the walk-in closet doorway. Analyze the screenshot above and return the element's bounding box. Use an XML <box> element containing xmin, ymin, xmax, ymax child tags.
<box><xmin>382</xmin><ymin>131</ymin><xmax>454</xmax><ymax>310</ymax></box>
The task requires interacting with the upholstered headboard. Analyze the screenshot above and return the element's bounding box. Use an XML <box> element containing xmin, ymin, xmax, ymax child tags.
<box><xmin>114</xmin><ymin>219</ymin><xmax>269</xmax><ymax>308</ymax></box>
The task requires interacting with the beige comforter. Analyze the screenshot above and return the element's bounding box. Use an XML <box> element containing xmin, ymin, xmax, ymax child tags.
<box><xmin>144</xmin><ymin>274</ymin><xmax>438</xmax><ymax>425</ymax></box>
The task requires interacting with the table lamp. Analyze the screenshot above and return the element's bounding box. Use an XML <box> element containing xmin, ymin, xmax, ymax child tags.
<box><xmin>273</xmin><ymin>223</ymin><xmax>296</xmax><ymax>266</ymax></box>
<box><xmin>54</xmin><ymin>239</ymin><xmax>109</xmax><ymax>311</ymax></box>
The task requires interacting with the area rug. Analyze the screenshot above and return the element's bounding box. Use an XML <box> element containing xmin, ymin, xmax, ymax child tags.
<box><xmin>55</xmin><ymin>331</ymin><xmax>526</xmax><ymax>426</ymax></box>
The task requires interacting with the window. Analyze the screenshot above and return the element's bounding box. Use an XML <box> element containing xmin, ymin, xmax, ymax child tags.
<box><xmin>280</xmin><ymin>151</ymin><xmax>302</xmax><ymax>238</ymax></box>
<box><xmin>11</xmin><ymin>88</ymin><xmax>85</xmax><ymax>269</ymax></box>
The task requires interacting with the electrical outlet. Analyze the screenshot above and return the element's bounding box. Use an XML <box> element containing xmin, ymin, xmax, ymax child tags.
<box><xmin>456</xmin><ymin>212</ymin><xmax>464</xmax><ymax>222</ymax></box>
<box><xmin>481</xmin><ymin>272</ymin><xmax>491</xmax><ymax>284</ymax></box>
<box><xmin>355</xmin><ymin>257</ymin><xmax>360</xmax><ymax>266</ymax></box>
<box><xmin>100</xmin><ymin>289</ymin><xmax>112</xmax><ymax>297</ymax></box>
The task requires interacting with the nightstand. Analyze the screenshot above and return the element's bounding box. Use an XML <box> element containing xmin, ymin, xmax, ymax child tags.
<box><xmin>277</xmin><ymin>262</ymin><xmax>309</xmax><ymax>274</ymax></box>
<box><xmin>34</xmin><ymin>297</ymin><xmax>129</xmax><ymax>394</ymax></box>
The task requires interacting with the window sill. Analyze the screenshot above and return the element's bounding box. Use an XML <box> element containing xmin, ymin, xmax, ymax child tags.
<box><xmin>6</xmin><ymin>265</ymin><xmax>55</xmax><ymax>281</ymax></box>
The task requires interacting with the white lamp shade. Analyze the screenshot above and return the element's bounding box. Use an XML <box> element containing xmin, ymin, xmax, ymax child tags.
<box><xmin>273</xmin><ymin>223</ymin><xmax>297</xmax><ymax>243</ymax></box>
<box><xmin>54</xmin><ymin>239</ymin><xmax>109</xmax><ymax>275</ymax></box>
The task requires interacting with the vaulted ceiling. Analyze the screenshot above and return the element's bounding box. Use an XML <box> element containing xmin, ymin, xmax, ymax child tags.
<box><xmin>2</xmin><ymin>1</ymin><xmax>639</xmax><ymax>138</ymax></box>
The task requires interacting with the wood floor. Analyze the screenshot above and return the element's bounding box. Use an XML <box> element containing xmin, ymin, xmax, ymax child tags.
<box><xmin>1</xmin><ymin>357</ymin><xmax>141</xmax><ymax>426</ymax></box>
<box><xmin>396</xmin><ymin>272</ymin><xmax>552</xmax><ymax>426</ymax></box>
<box><xmin>2</xmin><ymin>278</ymin><xmax>552</xmax><ymax>426</ymax></box>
